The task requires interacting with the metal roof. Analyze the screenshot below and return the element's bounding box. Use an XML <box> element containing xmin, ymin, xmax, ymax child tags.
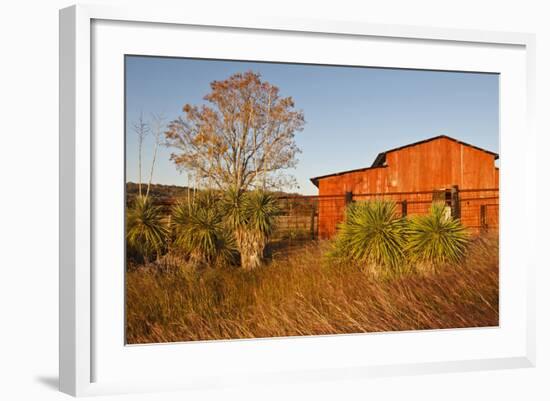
<box><xmin>310</xmin><ymin>135</ymin><xmax>499</xmax><ymax>187</ymax></box>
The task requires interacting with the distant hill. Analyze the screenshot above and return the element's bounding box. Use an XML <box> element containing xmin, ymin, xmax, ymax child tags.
<box><xmin>126</xmin><ymin>182</ymin><xmax>191</xmax><ymax>205</ymax></box>
<box><xmin>126</xmin><ymin>181</ymin><xmax>308</xmax><ymax>206</ymax></box>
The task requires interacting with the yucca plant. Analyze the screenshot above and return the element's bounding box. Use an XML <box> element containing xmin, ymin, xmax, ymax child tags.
<box><xmin>406</xmin><ymin>203</ymin><xmax>469</xmax><ymax>268</ymax></box>
<box><xmin>171</xmin><ymin>191</ymin><xmax>235</xmax><ymax>267</ymax></box>
<box><xmin>126</xmin><ymin>195</ymin><xmax>168</xmax><ymax>263</ymax></box>
<box><xmin>330</xmin><ymin>200</ymin><xmax>407</xmax><ymax>270</ymax></box>
<box><xmin>221</xmin><ymin>188</ymin><xmax>280</xmax><ymax>270</ymax></box>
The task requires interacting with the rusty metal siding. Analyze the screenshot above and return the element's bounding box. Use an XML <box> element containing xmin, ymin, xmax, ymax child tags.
<box><xmin>318</xmin><ymin>167</ymin><xmax>388</xmax><ymax>195</ymax></box>
<box><xmin>384</xmin><ymin>137</ymin><xmax>497</xmax><ymax>191</ymax></box>
<box><xmin>316</xmin><ymin>137</ymin><xmax>499</xmax><ymax>238</ymax></box>
<box><xmin>318</xmin><ymin>167</ymin><xmax>389</xmax><ymax>238</ymax></box>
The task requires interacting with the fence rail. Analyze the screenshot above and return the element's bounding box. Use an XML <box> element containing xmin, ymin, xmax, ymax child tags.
<box><xmin>274</xmin><ymin>187</ymin><xmax>499</xmax><ymax>243</ymax></box>
<box><xmin>129</xmin><ymin>186</ymin><xmax>498</xmax><ymax>250</ymax></box>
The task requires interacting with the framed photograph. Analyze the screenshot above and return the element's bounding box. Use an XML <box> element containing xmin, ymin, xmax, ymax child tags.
<box><xmin>59</xmin><ymin>4</ymin><xmax>536</xmax><ymax>396</ymax></box>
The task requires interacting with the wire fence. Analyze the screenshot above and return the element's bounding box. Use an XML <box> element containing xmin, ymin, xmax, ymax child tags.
<box><xmin>130</xmin><ymin>186</ymin><xmax>498</xmax><ymax>251</ymax></box>
<box><xmin>273</xmin><ymin>187</ymin><xmax>499</xmax><ymax>247</ymax></box>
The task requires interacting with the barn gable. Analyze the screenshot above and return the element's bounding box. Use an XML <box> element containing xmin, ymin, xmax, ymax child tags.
<box><xmin>369</xmin><ymin>135</ymin><xmax>498</xmax><ymax>169</ymax></box>
<box><xmin>310</xmin><ymin>135</ymin><xmax>499</xmax><ymax>190</ymax></box>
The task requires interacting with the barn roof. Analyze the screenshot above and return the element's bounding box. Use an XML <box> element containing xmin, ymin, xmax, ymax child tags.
<box><xmin>310</xmin><ymin>135</ymin><xmax>499</xmax><ymax>187</ymax></box>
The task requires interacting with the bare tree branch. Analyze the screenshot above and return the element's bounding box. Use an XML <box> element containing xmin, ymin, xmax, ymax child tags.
<box><xmin>132</xmin><ymin>112</ymin><xmax>149</xmax><ymax>197</ymax></box>
<box><xmin>164</xmin><ymin>71</ymin><xmax>305</xmax><ymax>193</ymax></box>
<box><xmin>145</xmin><ymin>113</ymin><xmax>165</xmax><ymax>199</ymax></box>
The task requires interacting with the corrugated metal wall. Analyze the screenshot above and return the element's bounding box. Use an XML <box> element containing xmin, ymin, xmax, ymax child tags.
<box><xmin>316</xmin><ymin>137</ymin><xmax>499</xmax><ymax>238</ymax></box>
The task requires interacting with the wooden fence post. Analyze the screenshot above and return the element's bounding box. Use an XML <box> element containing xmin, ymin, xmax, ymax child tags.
<box><xmin>288</xmin><ymin>198</ymin><xmax>292</xmax><ymax>247</ymax></box>
<box><xmin>310</xmin><ymin>199</ymin><xmax>317</xmax><ymax>240</ymax></box>
<box><xmin>401</xmin><ymin>199</ymin><xmax>408</xmax><ymax>218</ymax></box>
<box><xmin>480</xmin><ymin>204</ymin><xmax>488</xmax><ymax>232</ymax></box>
<box><xmin>345</xmin><ymin>191</ymin><xmax>353</xmax><ymax>205</ymax></box>
<box><xmin>451</xmin><ymin>185</ymin><xmax>461</xmax><ymax>219</ymax></box>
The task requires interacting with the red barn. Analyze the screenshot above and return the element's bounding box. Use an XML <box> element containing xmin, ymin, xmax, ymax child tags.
<box><xmin>310</xmin><ymin>135</ymin><xmax>499</xmax><ymax>238</ymax></box>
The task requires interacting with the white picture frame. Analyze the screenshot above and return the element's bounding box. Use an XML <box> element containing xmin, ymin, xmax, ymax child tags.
<box><xmin>59</xmin><ymin>4</ymin><xmax>536</xmax><ymax>397</ymax></box>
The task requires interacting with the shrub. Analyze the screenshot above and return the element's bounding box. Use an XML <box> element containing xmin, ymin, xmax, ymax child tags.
<box><xmin>244</xmin><ymin>190</ymin><xmax>279</xmax><ymax>238</ymax></box>
<box><xmin>330</xmin><ymin>200</ymin><xmax>407</xmax><ymax>269</ymax></box>
<box><xmin>406</xmin><ymin>203</ymin><xmax>469</xmax><ymax>268</ymax></box>
<box><xmin>171</xmin><ymin>191</ymin><xmax>236</xmax><ymax>267</ymax></box>
<box><xmin>221</xmin><ymin>188</ymin><xmax>280</xmax><ymax>270</ymax></box>
<box><xmin>126</xmin><ymin>195</ymin><xmax>168</xmax><ymax>263</ymax></box>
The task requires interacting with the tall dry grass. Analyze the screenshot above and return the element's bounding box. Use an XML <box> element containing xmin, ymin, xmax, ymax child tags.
<box><xmin>126</xmin><ymin>234</ymin><xmax>498</xmax><ymax>344</ymax></box>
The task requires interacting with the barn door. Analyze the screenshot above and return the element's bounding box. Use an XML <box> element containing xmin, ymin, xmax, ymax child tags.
<box><xmin>432</xmin><ymin>186</ymin><xmax>460</xmax><ymax>219</ymax></box>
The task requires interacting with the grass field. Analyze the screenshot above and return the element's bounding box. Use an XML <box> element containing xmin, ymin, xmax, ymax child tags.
<box><xmin>126</xmin><ymin>234</ymin><xmax>498</xmax><ymax>344</ymax></box>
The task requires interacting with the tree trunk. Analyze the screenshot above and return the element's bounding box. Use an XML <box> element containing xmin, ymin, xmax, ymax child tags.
<box><xmin>236</xmin><ymin>229</ymin><xmax>266</xmax><ymax>270</ymax></box>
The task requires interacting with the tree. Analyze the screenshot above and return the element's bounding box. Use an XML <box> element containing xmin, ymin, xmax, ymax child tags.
<box><xmin>221</xmin><ymin>187</ymin><xmax>279</xmax><ymax>270</ymax></box>
<box><xmin>132</xmin><ymin>112</ymin><xmax>149</xmax><ymax>197</ymax></box>
<box><xmin>165</xmin><ymin>71</ymin><xmax>305</xmax><ymax>193</ymax></box>
<box><xmin>127</xmin><ymin>113</ymin><xmax>168</xmax><ymax>265</ymax></box>
<box><xmin>145</xmin><ymin>113</ymin><xmax>165</xmax><ymax>199</ymax></box>
<box><xmin>131</xmin><ymin>112</ymin><xmax>165</xmax><ymax>200</ymax></box>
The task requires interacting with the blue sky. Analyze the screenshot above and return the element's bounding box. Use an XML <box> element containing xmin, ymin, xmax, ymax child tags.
<box><xmin>125</xmin><ymin>56</ymin><xmax>499</xmax><ymax>195</ymax></box>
